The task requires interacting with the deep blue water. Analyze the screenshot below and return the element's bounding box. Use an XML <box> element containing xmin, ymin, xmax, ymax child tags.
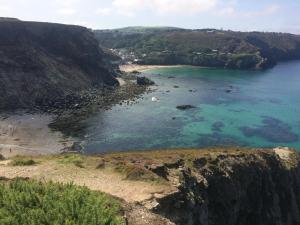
<box><xmin>81</xmin><ymin>61</ymin><xmax>300</xmax><ymax>153</ymax></box>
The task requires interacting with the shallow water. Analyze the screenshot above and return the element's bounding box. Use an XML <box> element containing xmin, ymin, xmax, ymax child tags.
<box><xmin>80</xmin><ymin>61</ymin><xmax>300</xmax><ymax>153</ymax></box>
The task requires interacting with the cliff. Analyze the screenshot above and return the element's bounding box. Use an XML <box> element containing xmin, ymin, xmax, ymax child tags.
<box><xmin>100</xmin><ymin>147</ymin><xmax>300</xmax><ymax>225</ymax></box>
<box><xmin>0</xmin><ymin>19</ymin><xmax>118</xmax><ymax>110</ymax></box>
<box><xmin>94</xmin><ymin>27</ymin><xmax>300</xmax><ymax>70</ymax></box>
<box><xmin>150</xmin><ymin>148</ymin><xmax>300</xmax><ymax>225</ymax></box>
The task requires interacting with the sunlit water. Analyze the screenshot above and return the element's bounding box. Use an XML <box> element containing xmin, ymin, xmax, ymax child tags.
<box><xmin>79</xmin><ymin>61</ymin><xmax>300</xmax><ymax>153</ymax></box>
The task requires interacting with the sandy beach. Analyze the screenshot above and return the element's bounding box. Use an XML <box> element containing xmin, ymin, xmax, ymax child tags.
<box><xmin>119</xmin><ymin>64</ymin><xmax>187</xmax><ymax>73</ymax></box>
<box><xmin>0</xmin><ymin>114</ymin><xmax>73</xmax><ymax>158</ymax></box>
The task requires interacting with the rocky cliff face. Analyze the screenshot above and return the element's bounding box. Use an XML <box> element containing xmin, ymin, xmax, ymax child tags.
<box><xmin>0</xmin><ymin>19</ymin><xmax>118</xmax><ymax>110</ymax></box>
<box><xmin>147</xmin><ymin>148</ymin><xmax>300</xmax><ymax>225</ymax></box>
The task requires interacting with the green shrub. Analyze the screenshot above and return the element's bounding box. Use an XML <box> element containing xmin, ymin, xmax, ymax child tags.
<box><xmin>12</xmin><ymin>159</ymin><xmax>37</xmax><ymax>166</ymax></box>
<box><xmin>0</xmin><ymin>154</ymin><xmax>5</xmax><ymax>161</ymax></box>
<box><xmin>0</xmin><ymin>179</ymin><xmax>124</xmax><ymax>225</ymax></box>
<box><xmin>59</xmin><ymin>154</ymin><xmax>85</xmax><ymax>168</ymax></box>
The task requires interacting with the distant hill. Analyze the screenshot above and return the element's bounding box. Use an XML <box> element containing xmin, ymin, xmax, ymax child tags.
<box><xmin>0</xmin><ymin>20</ymin><xmax>118</xmax><ymax>110</ymax></box>
<box><xmin>94</xmin><ymin>27</ymin><xmax>300</xmax><ymax>69</ymax></box>
<box><xmin>0</xmin><ymin>17</ymin><xmax>20</xmax><ymax>22</ymax></box>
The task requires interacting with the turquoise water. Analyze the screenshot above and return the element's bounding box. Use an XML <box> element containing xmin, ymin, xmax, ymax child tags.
<box><xmin>83</xmin><ymin>61</ymin><xmax>300</xmax><ymax>153</ymax></box>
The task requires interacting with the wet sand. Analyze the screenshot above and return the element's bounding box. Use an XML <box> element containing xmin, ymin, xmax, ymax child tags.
<box><xmin>0</xmin><ymin>114</ymin><xmax>73</xmax><ymax>158</ymax></box>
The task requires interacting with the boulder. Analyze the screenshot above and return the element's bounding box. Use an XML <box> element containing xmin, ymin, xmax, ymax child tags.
<box><xmin>137</xmin><ymin>77</ymin><xmax>155</xmax><ymax>85</ymax></box>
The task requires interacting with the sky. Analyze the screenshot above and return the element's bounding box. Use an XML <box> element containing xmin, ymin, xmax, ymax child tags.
<box><xmin>0</xmin><ymin>0</ymin><xmax>299</xmax><ymax>33</ymax></box>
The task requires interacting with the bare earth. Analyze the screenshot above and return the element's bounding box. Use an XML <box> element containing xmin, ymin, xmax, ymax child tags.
<box><xmin>0</xmin><ymin>158</ymin><xmax>176</xmax><ymax>204</ymax></box>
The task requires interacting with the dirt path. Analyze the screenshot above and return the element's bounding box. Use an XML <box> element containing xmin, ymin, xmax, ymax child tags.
<box><xmin>0</xmin><ymin>160</ymin><xmax>176</xmax><ymax>204</ymax></box>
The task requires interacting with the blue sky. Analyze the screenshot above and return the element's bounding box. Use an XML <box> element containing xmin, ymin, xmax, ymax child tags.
<box><xmin>0</xmin><ymin>0</ymin><xmax>299</xmax><ymax>33</ymax></box>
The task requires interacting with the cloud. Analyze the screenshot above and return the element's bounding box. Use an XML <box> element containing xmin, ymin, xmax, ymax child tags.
<box><xmin>262</xmin><ymin>4</ymin><xmax>280</xmax><ymax>15</ymax></box>
<box><xmin>244</xmin><ymin>4</ymin><xmax>280</xmax><ymax>17</ymax></box>
<box><xmin>154</xmin><ymin>0</ymin><xmax>217</xmax><ymax>14</ymax></box>
<box><xmin>0</xmin><ymin>5</ymin><xmax>10</xmax><ymax>14</ymax></box>
<box><xmin>111</xmin><ymin>0</ymin><xmax>218</xmax><ymax>17</ymax></box>
<box><xmin>57</xmin><ymin>8</ymin><xmax>77</xmax><ymax>15</ymax></box>
<box><xmin>55</xmin><ymin>0</ymin><xmax>80</xmax><ymax>7</ymax></box>
<box><xmin>216</xmin><ymin>7</ymin><xmax>235</xmax><ymax>16</ymax></box>
<box><xmin>215</xmin><ymin>3</ymin><xmax>280</xmax><ymax>17</ymax></box>
<box><xmin>96</xmin><ymin>8</ymin><xmax>112</xmax><ymax>16</ymax></box>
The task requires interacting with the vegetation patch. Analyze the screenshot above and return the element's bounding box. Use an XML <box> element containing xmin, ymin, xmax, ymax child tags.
<box><xmin>0</xmin><ymin>179</ymin><xmax>124</xmax><ymax>225</ymax></box>
<box><xmin>58</xmin><ymin>153</ymin><xmax>85</xmax><ymax>168</ymax></box>
<box><xmin>114</xmin><ymin>161</ymin><xmax>163</xmax><ymax>183</ymax></box>
<box><xmin>11</xmin><ymin>158</ymin><xmax>37</xmax><ymax>166</ymax></box>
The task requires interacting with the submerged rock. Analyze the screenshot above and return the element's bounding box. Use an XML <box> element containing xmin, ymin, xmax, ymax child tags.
<box><xmin>176</xmin><ymin>105</ymin><xmax>197</xmax><ymax>110</ymax></box>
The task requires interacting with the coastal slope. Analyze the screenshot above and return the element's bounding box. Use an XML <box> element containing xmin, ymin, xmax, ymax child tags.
<box><xmin>0</xmin><ymin>19</ymin><xmax>118</xmax><ymax>110</ymax></box>
<box><xmin>94</xmin><ymin>27</ymin><xmax>300</xmax><ymax>69</ymax></box>
<box><xmin>0</xmin><ymin>147</ymin><xmax>299</xmax><ymax>225</ymax></box>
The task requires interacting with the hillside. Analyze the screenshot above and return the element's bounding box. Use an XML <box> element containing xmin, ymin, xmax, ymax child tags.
<box><xmin>0</xmin><ymin>19</ymin><xmax>118</xmax><ymax>111</ymax></box>
<box><xmin>0</xmin><ymin>147</ymin><xmax>299</xmax><ymax>225</ymax></box>
<box><xmin>94</xmin><ymin>27</ymin><xmax>300</xmax><ymax>69</ymax></box>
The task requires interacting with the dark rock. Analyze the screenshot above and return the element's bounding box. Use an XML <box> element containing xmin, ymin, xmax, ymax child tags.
<box><xmin>137</xmin><ymin>76</ymin><xmax>155</xmax><ymax>85</ymax></box>
<box><xmin>71</xmin><ymin>142</ymin><xmax>83</xmax><ymax>152</ymax></box>
<box><xmin>212</xmin><ymin>121</ymin><xmax>225</xmax><ymax>132</ymax></box>
<box><xmin>153</xmin><ymin>150</ymin><xmax>300</xmax><ymax>225</ymax></box>
<box><xmin>131</xmin><ymin>70</ymin><xmax>141</xmax><ymax>74</ymax></box>
<box><xmin>173</xmin><ymin>85</ymin><xmax>180</xmax><ymax>88</ymax></box>
<box><xmin>176</xmin><ymin>105</ymin><xmax>197</xmax><ymax>110</ymax></box>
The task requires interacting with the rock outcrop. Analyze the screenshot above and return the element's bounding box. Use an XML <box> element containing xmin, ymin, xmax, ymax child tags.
<box><xmin>0</xmin><ymin>19</ymin><xmax>118</xmax><ymax>110</ymax></box>
<box><xmin>149</xmin><ymin>148</ymin><xmax>300</xmax><ymax>225</ymax></box>
<box><xmin>104</xmin><ymin>148</ymin><xmax>300</xmax><ymax>225</ymax></box>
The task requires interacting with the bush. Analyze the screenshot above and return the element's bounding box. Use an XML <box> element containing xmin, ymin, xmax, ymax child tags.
<box><xmin>0</xmin><ymin>179</ymin><xmax>124</xmax><ymax>225</ymax></box>
<box><xmin>12</xmin><ymin>159</ymin><xmax>36</xmax><ymax>166</ymax></box>
<box><xmin>59</xmin><ymin>154</ymin><xmax>85</xmax><ymax>168</ymax></box>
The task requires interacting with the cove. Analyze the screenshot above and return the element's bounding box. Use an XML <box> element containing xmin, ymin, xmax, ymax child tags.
<box><xmin>75</xmin><ymin>61</ymin><xmax>300</xmax><ymax>153</ymax></box>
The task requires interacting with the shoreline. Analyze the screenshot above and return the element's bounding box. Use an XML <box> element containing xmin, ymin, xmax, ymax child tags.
<box><xmin>0</xmin><ymin>77</ymin><xmax>150</xmax><ymax>158</ymax></box>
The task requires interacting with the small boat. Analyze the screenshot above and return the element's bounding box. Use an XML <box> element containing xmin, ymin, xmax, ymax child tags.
<box><xmin>152</xmin><ymin>97</ymin><xmax>159</xmax><ymax>102</ymax></box>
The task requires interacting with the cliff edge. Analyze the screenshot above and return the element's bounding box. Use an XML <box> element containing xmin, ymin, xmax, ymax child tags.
<box><xmin>0</xmin><ymin>147</ymin><xmax>299</xmax><ymax>225</ymax></box>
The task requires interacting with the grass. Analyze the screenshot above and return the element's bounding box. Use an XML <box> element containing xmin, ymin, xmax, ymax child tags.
<box><xmin>0</xmin><ymin>178</ymin><xmax>124</xmax><ymax>225</ymax></box>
